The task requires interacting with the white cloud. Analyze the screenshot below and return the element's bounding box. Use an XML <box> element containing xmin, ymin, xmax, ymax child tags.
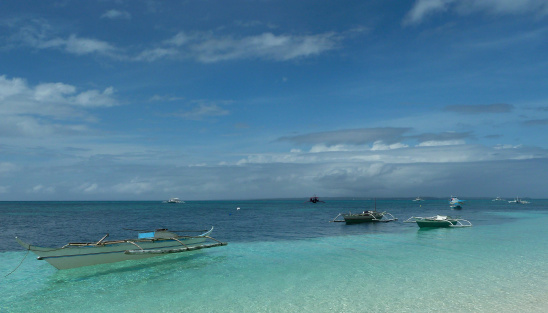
<box><xmin>371</xmin><ymin>141</ymin><xmax>409</xmax><ymax>151</ymax></box>
<box><xmin>134</xmin><ymin>47</ymin><xmax>179</xmax><ymax>62</ymax></box>
<box><xmin>0</xmin><ymin>75</ymin><xmax>118</xmax><ymax>137</ymax></box>
<box><xmin>138</xmin><ymin>31</ymin><xmax>341</xmax><ymax>63</ymax></box>
<box><xmin>404</xmin><ymin>0</ymin><xmax>454</xmax><ymax>26</ymax></box>
<box><xmin>191</xmin><ymin>32</ymin><xmax>340</xmax><ymax>63</ymax></box>
<box><xmin>30</xmin><ymin>184</ymin><xmax>55</xmax><ymax>194</ymax></box>
<box><xmin>35</xmin><ymin>34</ymin><xmax>117</xmax><ymax>56</ymax></box>
<box><xmin>417</xmin><ymin>140</ymin><xmax>466</xmax><ymax>146</ymax></box>
<box><xmin>7</xmin><ymin>20</ymin><xmax>341</xmax><ymax>63</ymax></box>
<box><xmin>73</xmin><ymin>87</ymin><xmax>117</xmax><ymax>107</ymax></box>
<box><xmin>404</xmin><ymin>0</ymin><xmax>548</xmax><ymax>25</ymax></box>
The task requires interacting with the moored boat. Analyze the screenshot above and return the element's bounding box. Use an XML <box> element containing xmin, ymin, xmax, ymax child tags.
<box><xmin>166</xmin><ymin>198</ymin><xmax>184</xmax><ymax>203</ymax></box>
<box><xmin>16</xmin><ymin>227</ymin><xmax>226</xmax><ymax>270</ymax></box>
<box><xmin>308</xmin><ymin>195</ymin><xmax>324</xmax><ymax>203</ymax></box>
<box><xmin>331</xmin><ymin>199</ymin><xmax>397</xmax><ymax>224</ymax></box>
<box><xmin>404</xmin><ymin>215</ymin><xmax>472</xmax><ymax>228</ymax></box>
<box><xmin>508</xmin><ymin>197</ymin><xmax>530</xmax><ymax>204</ymax></box>
<box><xmin>449</xmin><ymin>196</ymin><xmax>464</xmax><ymax>209</ymax></box>
<box><xmin>341</xmin><ymin>210</ymin><xmax>386</xmax><ymax>224</ymax></box>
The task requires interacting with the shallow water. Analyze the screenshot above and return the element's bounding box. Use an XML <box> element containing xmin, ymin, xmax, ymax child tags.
<box><xmin>1</xmin><ymin>199</ymin><xmax>547</xmax><ymax>312</ymax></box>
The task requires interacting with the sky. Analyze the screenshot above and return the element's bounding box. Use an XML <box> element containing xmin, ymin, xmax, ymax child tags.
<box><xmin>1</xmin><ymin>0</ymin><xmax>548</xmax><ymax>201</ymax></box>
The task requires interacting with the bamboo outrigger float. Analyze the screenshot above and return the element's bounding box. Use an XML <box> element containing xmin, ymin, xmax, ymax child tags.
<box><xmin>15</xmin><ymin>227</ymin><xmax>227</xmax><ymax>270</ymax></box>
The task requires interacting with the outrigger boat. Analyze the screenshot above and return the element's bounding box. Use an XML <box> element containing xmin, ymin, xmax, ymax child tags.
<box><xmin>404</xmin><ymin>215</ymin><xmax>472</xmax><ymax>228</ymax></box>
<box><xmin>331</xmin><ymin>200</ymin><xmax>397</xmax><ymax>224</ymax></box>
<box><xmin>508</xmin><ymin>197</ymin><xmax>530</xmax><ymax>204</ymax></box>
<box><xmin>15</xmin><ymin>227</ymin><xmax>226</xmax><ymax>270</ymax></box>
<box><xmin>308</xmin><ymin>195</ymin><xmax>324</xmax><ymax>203</ymax></box>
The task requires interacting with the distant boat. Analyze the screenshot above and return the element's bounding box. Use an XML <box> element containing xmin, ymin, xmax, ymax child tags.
<box><xmin>166</xmin><ymin>198</ymin><xmax>184</xmax><ymax>203</ymax></box>
<box><xmin>404</xmin><ymin>215</ymin><xmax>472</xmax><ymax>228</ymax></box>
<box><xmin>308</xmin><ymin>195</ymin><xmax>324</xmax><ymax>203</ymax></box>
<box><xmin>449</xmin><ymin>196</ymin><xmax>464</xmax><ymax>209</ymax></box>
<box><xmin>15</xmin><ymin>227</ymin><xmax>226</xmax><ymax>270</ymax></box>
<box><xmin>492</xmin><ymin>196</ymin><xmax>505</xmax><ymax>202</ymax></box>
<box><xmin>508</xmin><ymin>197</ymin><xmax>530</xmax><ymax>204</ymax></box>
<box><xmin>331</xmin><ymin>199</ymin><xmax>397</xmax><ymax>224</ymax></box>
<box><xmin>412</xmin><ymin>196</ymin><xmax>424</xmax><ymax>202</ymax></box>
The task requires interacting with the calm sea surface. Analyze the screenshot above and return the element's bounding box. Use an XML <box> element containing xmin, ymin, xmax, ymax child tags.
<box><xmin>1</xmin><ymin>199</ymin><xmax>547</xmax><ymax>312</ymax></box>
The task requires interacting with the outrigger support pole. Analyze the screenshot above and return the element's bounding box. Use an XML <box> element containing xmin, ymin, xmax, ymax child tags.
<box><xmin>124</xmin><ymin>242</ymin><xmax>227</xmax><ymax>255</ymax></box>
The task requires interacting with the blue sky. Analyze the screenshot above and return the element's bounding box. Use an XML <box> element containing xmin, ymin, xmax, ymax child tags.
<box><xmin>1</xmin><ymin>0</ymin><xmax>548</xmax><ymax>200</ymax></box>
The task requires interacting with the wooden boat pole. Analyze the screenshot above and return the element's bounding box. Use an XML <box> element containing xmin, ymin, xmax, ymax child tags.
<box><xmin>126</xmin><ymin>241</ymin><xmax>144</xmax><ymax>250</ymax></box>
<box><xmin>171</xmin><ymin>237</ymin><xmax>189</xmax><ymax>248</ymax></box>
<box><xmin>96</xmin><ymin>234</ymin><xmax>109</xmax><ymax>245</ymax></box>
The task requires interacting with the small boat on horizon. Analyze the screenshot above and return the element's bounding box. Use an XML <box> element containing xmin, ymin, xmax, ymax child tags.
<box><xmin>492</xmin><ymin>196</ymin><xmax>505</xmax><ymax>201</ymax></box>
<box><xmin>16</xmin><ymin>227</ymin><xmax>226</xmax><ymax>270</ymax></box>
<box><xmin>166</xmin><ymin>198</ymin><xmax>184</xmax><ymax>203</ymax></box>
<box><xmin>404</xmin><ymin>215</ymin><xmax>472</xmax><ymax>228</ymax></box>
<box><xmin>508</xmin><ymin>197</ymin><xmax>530</xmax><ymax>204</ymax></box>
<box><xmin>412</xmin><ymin>196</ymin><xmax>425</xmax><ymax>202</ymax></box>
<box><xmin>308</xmin><ymin>195</ymin><xmax>324</xmax><ymax>203</ymax></box>
<box><xmin>449</xmin><ymin>196</ymin><xmax>464</xmax><ymax>209</ymax></box>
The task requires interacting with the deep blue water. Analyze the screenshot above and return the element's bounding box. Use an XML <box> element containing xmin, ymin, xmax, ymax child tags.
<box><xmin>1</xmin><ymin>199</ymin><xmax>547</xmax><ymax>312</ymax></box>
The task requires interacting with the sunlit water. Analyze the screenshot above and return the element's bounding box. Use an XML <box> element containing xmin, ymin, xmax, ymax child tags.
<box><xmin>1</xmin><ymin>199</ymin><xmax>547</xmax><ymax>312</ymax></box>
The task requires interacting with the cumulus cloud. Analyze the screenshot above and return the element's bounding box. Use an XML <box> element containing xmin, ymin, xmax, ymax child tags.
<box><xmin>0</xmin><ymin>75</ymin><xmax>118</xmax><ymax>137</ymax></box>
<box><xmin>404</xmin><ymin>0</ymin><xmax>548</xmax><ymax>25</ymax></box>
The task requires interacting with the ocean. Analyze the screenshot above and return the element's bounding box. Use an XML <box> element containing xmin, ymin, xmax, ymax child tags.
<box><xmin>1</xmin><ymin>199</ymin><xmax>547</xmax><ymax>312</ymax></box>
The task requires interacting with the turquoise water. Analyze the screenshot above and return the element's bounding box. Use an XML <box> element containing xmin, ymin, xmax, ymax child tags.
<box><xmin>1</xmin><ymin>199</ymin><xmax>547</xmax><ymax>312</ymax></box>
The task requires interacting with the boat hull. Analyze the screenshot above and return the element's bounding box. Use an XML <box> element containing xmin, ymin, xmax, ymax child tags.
<box><xmin>416</xmin><ymin>220</ymin><xmax>457</xmax><ymax>228</ymax></box>
<box><xmin>342</xmin><ymin>212</ymin><xmax>384</xmax><ymax>224</ymax></box>
<box><xmin>17</xmin><ymin>229</ymin><xmax>213</xmax><ymax>270</ymax></box>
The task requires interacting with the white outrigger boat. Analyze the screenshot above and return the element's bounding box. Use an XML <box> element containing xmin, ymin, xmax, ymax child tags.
<box><xmin>404</xmin><ymin>215</ymin><xmax>472</xmax><ymax>228</ymax></box>
<box><xmin>16</xmin><ymin>227</ymin><xmax>226</xmax><ymax>270</ymax></box>
<box><xmin>508</xmin><ymin>197</ymin><xmax>530</xmax><ymax>204</ymax></box>
<box><xmin>166</xmin><ymin>198</ymin><xmax>184</xmax><ymax>203</ymax></box>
